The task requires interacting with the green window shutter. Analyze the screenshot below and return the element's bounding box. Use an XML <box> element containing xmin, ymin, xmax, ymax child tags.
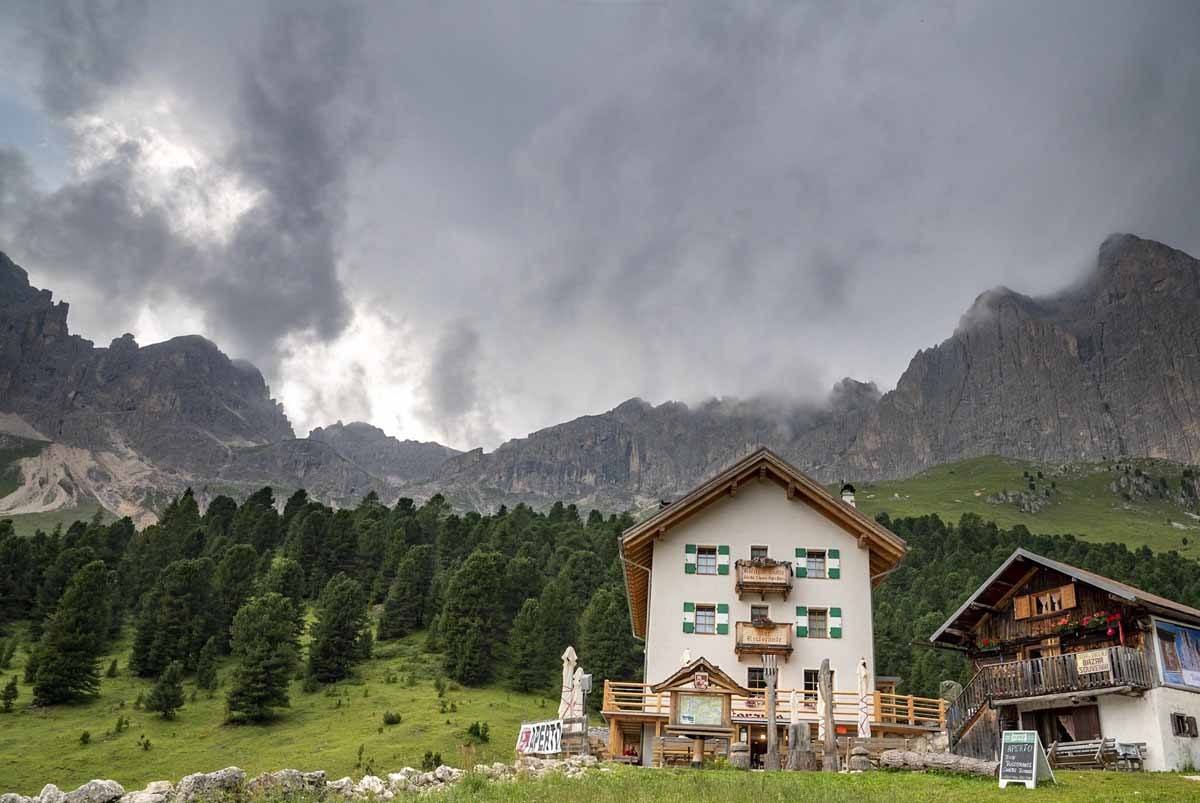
<box><xmin>795</xmin><ymin>605</ymin><xmax>808</xmax><ymax>638</ymax></box>
<box><xmin>828</xmin><ymin>548</ymin><xmax>841</xmax><ymax>579</ymax></box>
<box><xmin>716</xmin><ymin>603</ymin><xmax>729</xmax><ymax>635</ymax></box>
<box><xmin>794</xmin><ymin>547</ymin><xmax>807</xmax><ymax>578</ymax></box>
<box><xmin>683</xmin><ymin>601</ymin><xmax>695</xmax><ymax>633</ymax></box>
<box><xmin>685</xmin><ymin>543</ymin><xmax>697</xmax><ymax>574</ymax></box>
<box><xmin>830</xmin><ymin>607</ymin><xmax>843</xmax><ymax>639</ymax></box>
<box><xmin>717</xmin><ymin>545</ymin><xmax>730</xmax><ymax>575</ymax></box>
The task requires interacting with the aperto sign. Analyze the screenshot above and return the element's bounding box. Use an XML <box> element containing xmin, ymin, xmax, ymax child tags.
<box><xmin>516</xmin><ymin>719</ymin><xmax>563</xmax><ymax>755</ymax></box>
<box><xmin>998</xmin><ymin>730</ymin><xmax>1055</xmax><ymax>789</ymax></box>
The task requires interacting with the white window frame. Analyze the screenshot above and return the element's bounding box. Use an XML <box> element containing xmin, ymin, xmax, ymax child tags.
<box><xmin>806</xmin><ymin>550</ymin><xmax>827</xmax><ymax>579</ymax></box>
<box><xmin>694</xmin><ymin>604</ymin><xmax>717</xmax><ymax>635</ymax></box>
<box><xmin>696</xmin><ymin>546</ymin><xmax>718</xmax><ymax>575</ymax></box>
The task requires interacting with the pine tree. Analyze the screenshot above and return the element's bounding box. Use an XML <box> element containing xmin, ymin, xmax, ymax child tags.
<box><xmin>33</xmin><ymin>561</ymin><xmax>111</xmax><ymax>705</ymax></box>
<box><xmin>195</xmin><ymin>637</ymin><xmax>218</xmax><ymax>692</ymax></box>
<box><xmin>440</xmin><ymin>551</ymin><xmax>507</xmax><ymax>685</ymax></box>
<box><xmin>579</xmin><ymin>586</ymin><xmax>643</xmax><ymax>704</ymax></box>
<box><xmin>214</xmin><ymin>544</ymin><xmax>260</xmax><ymax>651</ymax></box>
<box><xmin>377</xmin><ymin>545</ymin><xmax>435</xmax><ymax>640</ymax></box>
<box><xmin>508</xmin><ymin>598</ymin><xmax>548</xmax><ymax>692</ymax></box>
<box><xmin>306</xmin><ymin>574</ymin><xmax>369</xmax><ymax>682</ymax></box>
<box><xmin>262</xmin><ymin>557</ymin><xmax>307</xmax><ymax>638</ymax></box>
<box><xmin>1</xmin><ymin>675</ymin><xmax>17</xmax><ymax>712</ymax></box>
<box><xmin>227</xmin><ymin>593</ymin><xmax>298</xmax><ymax>722</ymax></box>
<box><xmin>145</xmin><ymin>660</ymin><xmax>185</xmax><ymax>719</ymax></box>
<box><xmin>129</xmin><ymin>558</ymin><xmax>219</xmax><ymax>676</ymax></box>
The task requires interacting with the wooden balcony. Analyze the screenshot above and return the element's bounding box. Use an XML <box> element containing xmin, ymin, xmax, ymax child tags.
<box><xmin>734</xmin><ymin>620</ymin><xmax>793</xmax><ymax>658</ymax></box>
<box><xmin>947</xmin><ymin>646</ymin><xmax>1154</xmax><ymax>744</ymax></box>
<box><xmin>602</xmin><ymin>680</ymin><xmax>945</xmax><ymax>732</ymax></box>
<box><xmin>735</xmin><ymin>559</ymin><xmax>793</xmax><ymax>598</ymax></box>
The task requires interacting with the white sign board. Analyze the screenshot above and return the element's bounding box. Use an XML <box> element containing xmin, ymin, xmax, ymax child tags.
<box><xmin>1075</xmin><ymin>649</ymin><xmax>1112</xmax><ymax>675</ymax></box>
<box><xmin>998</xmin><ymin>730</ymin><xmax>1055</xmax><ymax>789</ymax></box>
<box><xmin>516</xmin><ymin>719</ymin><xmax>563</xmax><ymax>755</ymax></box>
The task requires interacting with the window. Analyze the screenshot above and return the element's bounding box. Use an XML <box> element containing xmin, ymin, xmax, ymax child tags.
<box><xmin>695</xmin><ymin>604</ymin><xmax>716</xmax><ymax>635</ymax></box>
<box><xmin>751</xmin><ymin>605</ymin><xmax>770</xmax><ymax>622</ymax></box>
<box><xmin>803</xmin><ymin>669</ymin><xmax>835</xmax><ymax>704</ymax></box>
<box><xmin>1014</xmin><ymin>583</ymin><xmax>1077</xmax><ymax>620</ymax></box>
<box><xmin>747</xmin><ymin>667</ymin><xmax>766</xmax><ymax>691</ymax></box>
<box><xmin>808</xmin><ymin>608</ymin><xmax>829</xmax><ymax>639</ymax></box>
<box><xmin>806</xmin><ymin>550</ymin><xmax>827</xmax><ymax>579</ymax></box>
<box><xmin>1171</xmin><ymin>713</ymin><xmax>1198</xmax><ymax>738</ymax></box>
<box><xmin>750</xmin><ymin>545</ymin><xmax>769</xmax><ymax>561</ymax></box>
<box><xmin>696</xmin><ymin>546</ymin><xmax>718</xmax><ymax>575</ymax></box>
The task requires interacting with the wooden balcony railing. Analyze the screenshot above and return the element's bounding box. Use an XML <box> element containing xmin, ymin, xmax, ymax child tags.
<box><xmin>735</xmin><ymin>559</ymin><xmax>793</xmax><ymax>597</ymax></box>
<box><xmin>734</xmin><ymin>621</ymin><xmax>793</xmax><ymax>657</ymax></box>
<box><xmin>947</xmin><ymin>646</ymin><xmax>1153</xmax><ymax>745</ymax></box>
<box><xmin>602</xmin><ymin>681</ymin><xmax>946</xmax><ymax>730</ymax></box>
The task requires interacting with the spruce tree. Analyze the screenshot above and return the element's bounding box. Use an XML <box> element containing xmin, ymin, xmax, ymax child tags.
<box><xmin>1</xmin><ymin>675</ymin><xmax>17</xmax><ymax>712</ymax></box>
<box><xmin>129</xmin><ymin>558</ymin><xmax>219</xmax><ymax>676</ymax></box>
<box><xmin>508</xmin><ymin>598</ymin><xmax>548</xmax><ymax>692</ymax></box>
<box><xmin>214</xmin><ymin>544</ymin><xmax>260</xmax><ymax>651</ymax></box>
<box><xmin>145</xmin><ymin>660</ymin><xmax>185</xmax><ymax>719</ymax></box>
<box><xmin>262</xmin><ymin>557</ymin><xmax>307</xmax><ymax>638</ymax></box>
<box><xmin>440</xmin><ymin>551</ymin><xmax>507</xmax><ymax>685</ymax></box>
<box><xmin>377</xmin><ymin>545</ymin><xmax>435</xmax><ymax>640</ymax></box>
<box><xmin>195</xmin><ymin>636</ymin><xmax>219</xmax><ymax>692</ymax></box>
<box><xmin>306</xmin><ymin>574</ymin><xmax>369</xmax><ymax>682</ymax></box>
<box><xmin>227</xmin><ymin>593</ymin><xmax>298</xmax><ymax>722</ymax></box>
<box><xmin>33</xmin><ymin>561</ymin><xmax>111</xmax><ymax>705</ymax></box>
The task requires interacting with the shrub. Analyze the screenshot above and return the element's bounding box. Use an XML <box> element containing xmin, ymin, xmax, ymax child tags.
<box><xmin>382</xmin><ymin>710</ymin><xmax>402</xmax><ymax>726</ymax></box>
<box><xmin>302</xmin><ymin>675</ymin><xmax>320</xmax><ymax>694</ymax></box>
<box><xmin>79</xmin><ymin>730</ymin><xmax>91</xmax><ymax>745</ymax></box>
<box><xmin>421</xmin><ymin>750</ymin><xmax>442</xmax><ymax>771</ymax></box>
<box><xmin>434</xmin><ymin>676</ymin><xmax>447</xmax><ymax>697</ymax></box>
<box><xmin>466</xmin><ymin>720</ymin><xmax>490</xmax><ymax>743</ymax></box>
<box><xmin>106</xmin><ymin>659</ymin><xmax>119</xmax><ymax>678</ymax></box>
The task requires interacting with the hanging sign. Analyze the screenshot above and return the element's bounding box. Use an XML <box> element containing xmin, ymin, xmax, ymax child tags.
<box><xmin>1075</xmin><ymin>649</ymin><xmax>1112</xmax><ymax>675</ymax></box>
<box><xmin>516</xmin><ymin>719</ymin><xmax>563</xmax><ymax>755</ymax></box>
<box><xmin>998</xmin><ymin>730</ymin><xmax>1055</xmax><ymax>789</ymax></box>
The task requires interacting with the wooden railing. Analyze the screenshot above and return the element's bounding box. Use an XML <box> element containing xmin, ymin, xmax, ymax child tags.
<box><xmin>602</xmin><ymin>681</ymin><xmax>945</xmax><ymax>729</ymax></box>
<box><xmin>947</xmin><ymin>646</ymin><xmax>1153</xmax><ymax>745</ymax></box>
<box><xmin>734</xmin><ymin>621</ymin><xmax>793</xmax><ymax>656</ymax></box>
<box><xmin>735</xmin><ymin>560</ymin><xmax>793</xmax><ymax>596</ymax></box>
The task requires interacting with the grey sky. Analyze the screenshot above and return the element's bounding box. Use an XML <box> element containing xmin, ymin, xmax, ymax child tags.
<box><xmin>1</xmin><ymin>1</ymin><xmax>1198</xmax><ymax>450</ymax></box>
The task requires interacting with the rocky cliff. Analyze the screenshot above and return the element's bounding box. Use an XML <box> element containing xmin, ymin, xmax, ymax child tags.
<box><xmin>2</xmin><ymin>234</ymin><xmax>1198</xmax><ymax>522</ymax></box>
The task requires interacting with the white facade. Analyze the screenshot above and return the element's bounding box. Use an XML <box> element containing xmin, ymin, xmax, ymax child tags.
<box><xmin>1096</xmin><ymin>689</ymin><xmax>1200</xmax><ymax>771</ymax></box>
<box><xmin>643</xmin><ymin>478</ymin><xmax>876</xmax><ymax>693</ymax></box>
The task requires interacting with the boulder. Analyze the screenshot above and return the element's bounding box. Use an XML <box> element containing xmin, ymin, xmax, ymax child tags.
<box><xmin>351</xmin><ymin>776</ymin><xmax>388</xmax><ymax>799</ymax></box>
<box><xmin>38</xmin><ymin>786</ymin><xmax>67</xmax><ymax>803</ymax></box>
<box><xmin>432</xmin><ymin>766</ymin><xmax>463</xmax><ymax>785</ymax></box>
<box><xmin>247</xmin><ymin>771</ymin><xmax>304</xmax><ymax>796</ymax></box>
<box><xmin>2</xmin><ymin>794</ymin><xmax>35</xmax><ymax>803</ymax></box>
<box><xmin>117</xmin><ymin>783</ymin><xmax>172</xmax><ymax>803</ymax></box>
<box><xmin>174</xmin><ymin>768</ymin><xmax>245</xmax><ymax>803</ymax></box>
<box><xmin>384</xmin><ymin>770</ymin><xmax>418</xmax><ymax>792</ymax></box>
<box><xmin>301</xmin><ymin>772</ymin><xmax>326</xmax><ymax>790</ymax></box>
<box><xmin>847</xmin><ymin>746</ymin><xmax>871</xmax><ymax>772</ymax></box>
<box><xmin>325</xmin><ymin>778</ymin><xmax>353</xmax><ymax>798</ymax></box>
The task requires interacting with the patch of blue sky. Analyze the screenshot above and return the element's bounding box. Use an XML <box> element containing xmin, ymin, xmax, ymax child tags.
<box><xmin>0</xmin><ymin>91</ymin><xmax>70</xmax><ymax>189</ymax></box>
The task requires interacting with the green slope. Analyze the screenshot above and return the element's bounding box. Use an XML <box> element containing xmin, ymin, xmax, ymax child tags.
<box><xmin>0</xmin><ymin>626</ymin><xmax>554</xmax><ymax>796</ymax></box>
<box><xmin>844</xmin><ymin>456</ymin><xmax>1200</xmax><ymax>557</ymax></box>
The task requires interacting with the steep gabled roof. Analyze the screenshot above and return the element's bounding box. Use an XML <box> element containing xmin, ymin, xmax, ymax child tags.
<box><xmin>619</xmin><ymin>447</ymin><xmax>907</xmax><ymax>639</ymax></box>
<box><xmin>929</xmin><ymin>547</ymin><xmax>1200</xmax><ymax>648</ymax></box>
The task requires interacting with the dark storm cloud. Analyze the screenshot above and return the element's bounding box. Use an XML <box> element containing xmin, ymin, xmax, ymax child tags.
<box><xmin>1</xmin><ymin>0</ymin><xmax>363</xmax><ymax>369</ymax></box>
<box><xmin>2</xmin><ymin>1</ymin><xmax>1200</xmax><ymax>447</ymax></box>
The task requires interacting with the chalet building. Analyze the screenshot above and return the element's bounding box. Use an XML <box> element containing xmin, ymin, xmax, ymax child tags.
<box><xmin>931</xmin><ymin>548</ymin><xmax>1200</xmax><ymax>771</ymax></box>
<box><xmin>603</xmin><ymin>448</ymin><xmax>944</xmax><ymax>766</ymax></box>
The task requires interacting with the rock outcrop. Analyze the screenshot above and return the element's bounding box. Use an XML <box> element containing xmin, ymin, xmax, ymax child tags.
<box><xmin>309</xmin><ymin>421</ymin><xmax>460</xmax><ymax>483</ymax></box>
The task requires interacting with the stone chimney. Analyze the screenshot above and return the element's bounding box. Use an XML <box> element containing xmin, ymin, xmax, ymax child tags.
<box><xmin>840</xmin><ymin>483</ymin><xmax>856</xmax><ymax>508</ymax></box>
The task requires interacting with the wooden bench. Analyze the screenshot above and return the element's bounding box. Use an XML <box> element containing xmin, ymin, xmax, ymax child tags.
<box><xmin>1048</xmin><ymin>738</ymin><xmax>1146</xmax><ymax>771</ymax></box>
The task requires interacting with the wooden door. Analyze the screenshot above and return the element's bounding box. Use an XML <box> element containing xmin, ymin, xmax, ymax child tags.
<box><xmin>1071</xmin><ymin>705</ymin><xmax>1101</xmax><ymax>740</ymax></box>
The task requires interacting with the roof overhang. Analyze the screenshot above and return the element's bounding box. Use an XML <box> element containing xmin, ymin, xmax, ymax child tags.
<box><xmin>929</xmin><ymin>547</ymin><xmax>1200</xmax><ymax>649</ymax></box>
<box><xmin>620</xmin><ymin>447</ymin><xmax>908</xmax><ymax>640</ymax></box>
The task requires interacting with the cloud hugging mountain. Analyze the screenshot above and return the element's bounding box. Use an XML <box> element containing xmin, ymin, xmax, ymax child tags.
<box><xmin>0</xmin><ymin>233</ymin><xmax>1197</xmax><ymax>523</ymax></box>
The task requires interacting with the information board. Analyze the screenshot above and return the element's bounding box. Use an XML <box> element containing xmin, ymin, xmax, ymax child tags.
<box><xmin>999</xmin><ymin>730</ymin><xmax>1055</xmax><ymax>789</ymax></box>
<box><xmin>677</xmin><ymin>693</ymin><xmax>724</xmax><ymax>726</ymax></box>
<box><xmin>516</xmin><ymin>719</ymin><xmax>562</xmax><ymax>755</ymax></box>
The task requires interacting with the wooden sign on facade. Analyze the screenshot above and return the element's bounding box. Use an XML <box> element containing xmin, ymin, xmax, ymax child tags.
<box><xmin>1074</xmin><ymin>648</ymin><xmax>1112</xmax><ymax>675</ymax></box>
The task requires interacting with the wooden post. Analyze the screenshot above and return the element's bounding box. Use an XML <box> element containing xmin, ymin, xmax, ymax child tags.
<box><xmin>692</xmin><ymin>736</ymin><xmax>704</xmax><ymax>768</ymax></box>
<box><xmin>819</xmin><ymin>659</ymin><xmax>839</xmax><ymax>772</ymax></box>
<box><xmin>609</xmin><ymin>718</ymin><xmax>621</xmax><ymax>760</ymax></box>
<box><xmin>763</xmin><ymin>654</ymin><xmax>780</xmax><ymax>770</ymax></box>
